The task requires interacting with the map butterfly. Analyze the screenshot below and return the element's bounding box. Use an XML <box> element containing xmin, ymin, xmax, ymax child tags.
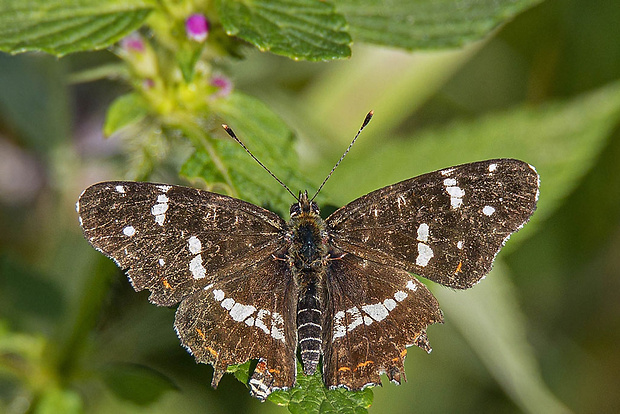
<box><xmin>76</xmin><ymin>113</ymin><xmax>539</xmax><ymax>400</ymax></box>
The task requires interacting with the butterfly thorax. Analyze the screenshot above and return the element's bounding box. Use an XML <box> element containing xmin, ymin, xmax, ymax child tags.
<box><xmin>288</xmin><ymin>191</ymin><xmax>329</xmax><ymax>375</ymax></box>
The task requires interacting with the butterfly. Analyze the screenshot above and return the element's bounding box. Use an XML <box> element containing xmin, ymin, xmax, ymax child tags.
<box><xmin>76</xmin><ymin>113</ymin><xmax>539</xmax><ymax>400</ymax></box>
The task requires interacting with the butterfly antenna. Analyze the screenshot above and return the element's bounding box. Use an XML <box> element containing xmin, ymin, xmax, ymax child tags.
<box><xmin>222</xmin><ymin>124</ymin><xmax>298</xmax><ymax>201</ymax></box>
<box><xmin>310</xmin><ymin>110</ymin><xmax>374</xmax><ymax>201</ymax></box>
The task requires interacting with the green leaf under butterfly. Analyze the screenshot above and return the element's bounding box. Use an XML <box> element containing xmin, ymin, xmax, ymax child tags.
<box><xmin>269</xmin><ymin>361</ymin><xmax>373</xmax><ymax>414</ymax></box>
<box><xmin>0</xmin><ymin>0</ymin><xmax>152</xmax><ymax>56</ymax></box>
<box><xmin>181</xmin><ymin>92</ymin><xmax>314</xmax><ymax>217</ymax></box>
<box><xmin>216</xmin><ymin>0</ymin><xmax>351</xmax><ymax>61</ymax></box>
<box><xmin>336</xmin><ymin>0</ymin><xmax>543</xmax><ymax>50</ymax></box>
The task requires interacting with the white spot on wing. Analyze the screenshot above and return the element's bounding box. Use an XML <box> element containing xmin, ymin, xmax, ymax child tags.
<box><xmin>406</xmin><ymin>280</ymin><xmax>418</xmax><ymax>291</ymax></box>
<box><xmin>383</xmin><ymin>298</ymin><xmax>397</xmax><ymax>311</ymax></box>
<box><xmin>333</xmin><ymin>311</ymin><xmax>346</xmax><ymax>341</ymax></box>
<box><xmin>483</xmin><ymin>205</ymin><xmax>496</xmax><ymax>216</ymax></box>
<box><xmin>229</xmin><ymin>303</ymin><xmax>256</xmax><ymax>322</ymax></box>
<box><xmin>123</xmin><ymin>226</ymin><xmax>135</xmax><ymax>237</ymax></box>
<box><xmin>158</xmin><ymin>258</ymin><xmax>165</xmax><ymax>266</ymax></box>
<box><xmin>446</xmin><ymin>186</ymin><xmax>465</xmax><ymax>209</ymax></box>
<box><xmin>188</xmin><ymin>236</ymin><xmax>202</xmax><ymax>254</ymax></box>
<box><xmin>441</xmin><ymin>168</ymin><xmax>455</xmax><ymax>176</ymax></box>
<box><xmin>189</xmin><ymin>255</ymin><xmax>206</xmax><ymax>279</ymax></box>
<box><xmin>394</xmin><ymin>290</ymin><xmax>408</xmax><ymax>302</ymax></box>
<box><xmin>151</xmin><ymin>194</ymin><xmax>169</xmax><ymax>226</ymax></box>
<box><xmin>115</xmin><ymin>185</ymin><xmax>125</xmax><ymax>193</ymax></box>
<box><xmin>417</xmin><ymin>223</ymin><xmax>429</xmax><ymax>242</ymax></box>
<box><xmin>221</xmin><ymin>298</ymin><xmax>235</xmax><ymax>310</ymax></box>
<box><xmin>457</xmin><ymin>240</ymin><xmax>464</xmax><ymax>249</ymax></box>
<box><xmin>362</xmin><ymin>303</ymin><xmax>389</xmax><ymax>322</ymax></box>
<box><xmin>363</xmin><ymin>315</ymin><xmax>373</xmax><ymax>326</ymax></box>
<box><xmin>489</xmin><ymin>163</ymin><xmax>497</xmax><ymax>172</ymax></box>
<box><xmin>157</xmin><ymin>185</ymin><xmax>172</xmax><ymax>192</ymax></box>
<box><xmin>416</xmin><ymin>243</ymin><xmax>434</xmax><ymax>267</ymax></box>
<box><xmin>346</xmin><ymin>307</ymin><xmax>363</xmax><ymax>332</ymax></box>
<box><xmin>271</xmin><ymin>325</ymin><xmax>285</xmax><ymax>341</ymax></box>
<box><xmin>151</xmin><ymin>203</ymin><xmax>168</xmax><ymax>215</ymax></box>
<box><xmin>213</xmin><ymin>289</ymin><xmax>224</xmax><ymax>301</ymax></box>
<box><xmin>443</xmin><ymin>178</ymin><xmax>465</xmax><ymax>209</ymax></box>
<box><xmin>255</xmin><ymin>309</ymin><xmax>271</xmax><ymax>334</ymax></box>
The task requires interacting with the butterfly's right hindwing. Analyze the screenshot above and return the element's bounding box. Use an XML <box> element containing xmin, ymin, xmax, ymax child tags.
<box><xmin>77</xmin><ymin>181</ymin><xmax>287</xmax><ymax>306</ymax></box>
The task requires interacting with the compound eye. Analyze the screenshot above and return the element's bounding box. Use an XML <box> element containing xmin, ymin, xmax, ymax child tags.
<box><xmin>310</xmin><ymin>202</ymin><xmax>320</xmax><ymax>214</ymax></box>
<box><xmin>290</xmin><ymin>204</ymin><xmax>302</xmax><ymax>217</ymax></box>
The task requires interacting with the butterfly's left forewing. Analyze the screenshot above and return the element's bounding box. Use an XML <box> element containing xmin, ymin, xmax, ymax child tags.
<box><xmin>77</xmin><ymin>181</ymin><xmax>287</xmax><ymax>306</ymax></box>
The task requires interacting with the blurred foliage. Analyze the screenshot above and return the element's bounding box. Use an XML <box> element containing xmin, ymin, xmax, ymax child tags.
<box><xmin>1</xmin><ymin>0</ymin><xmax>620</xmax><ymax>413</ymax></box>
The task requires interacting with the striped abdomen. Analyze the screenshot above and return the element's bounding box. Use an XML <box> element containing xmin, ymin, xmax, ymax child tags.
<box><xmin>297</xmin><ymin>281</ymin><xmax>323</xmax><ymax>375</ymax></box>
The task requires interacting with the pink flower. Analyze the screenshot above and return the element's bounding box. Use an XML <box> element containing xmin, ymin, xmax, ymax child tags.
<box><xmin>120</xmin><ymin>32</ymin><xmax>145</xmax><ymax>53</ymax></box>
<box><xmin>210</xmin><ymin>75</ymin><xmax>233</xmax><ymax>98</ymax></box>
<box><xmin>186</xmin><ymin>14</ymin><xmax>209</xmax><ymax>42</ymax></box>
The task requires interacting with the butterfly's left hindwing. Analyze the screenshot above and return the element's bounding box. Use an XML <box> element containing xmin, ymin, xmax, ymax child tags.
<box><xmin>77</xmin><ymin>181</ymin><xmax>287</xmax><ymax>306</ymax></box>
<box><xmin>175</xmin><ymin>254</ymin><xmax>297</xmax><ymax>394</ymax></box>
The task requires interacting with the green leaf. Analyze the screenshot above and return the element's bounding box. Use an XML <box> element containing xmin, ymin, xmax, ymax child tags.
<box><xmin>216</xmin><ymin>0</ymin><xmax>351</xmax><ymax>61</ymax></box>
<box><xmin>269</xmin><ymin>361</ymin><xmax>373</xmax><ymax>414</ymax></box>
<box><xmin>103</xmin><ymin>92</ymin><xmax>149</xmax><ymax>137</ymax></box>
<box><xmin>0</xmin><ymin>53</ymin><xmax>70</xmax><ymax>152</ymax></box>
<box><xmin>226</xmin><ymin>360</ymin><xmax>253</xmax><ymax>385</ymax></box>
<box><xmin>180</xmin><ymin>92</ymin><xmax>314</xmax><ymax>216</ymax></box>
<box><xmin>435</xmin><ymin>262</ymin><xmax>571</xmax><ymax>414</ymax></box>
<box><xmin>101</xmin><ymin>363</ymin><xmax>178</xmax><ymax>406</ymax></box>
<box><xmin>336</xmin><ymin>0</ymin><xmax>543</xmax><ymax>50</ymax></box>
<box><xmin>35</xmin><ymin>387</ymin><xmax>83</xmax><ymax>414</ymax></box>
<box><xmin>0</xmin><ymin>0</ymin><xmax>152</xmax><ymax>56</ymax></box>
<box><xmin>332</xmin><ymin>80</ymin><xmax>620</xmax><ymax>226</ymax></box>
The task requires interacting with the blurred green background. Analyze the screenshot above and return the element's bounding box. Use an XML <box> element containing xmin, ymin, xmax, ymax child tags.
<box><xmin>1</xmin><ymin>0</ymin><xmax>620</xmax><ymax>413</ymax></box>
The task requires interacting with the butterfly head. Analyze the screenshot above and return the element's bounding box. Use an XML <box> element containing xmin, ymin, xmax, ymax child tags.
<box><xmin>290</xmin><ymin>191</ymin><xmax>320</xmax><ymax>218</ymax></box>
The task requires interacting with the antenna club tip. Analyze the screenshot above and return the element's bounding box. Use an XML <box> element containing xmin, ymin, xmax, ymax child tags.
<box><xmin>362</xmin><ymin>110</ymin><xmax>374</xmax><ymax>128</ymax></box>
<box><xmin>222</xmin><ymin>124</ymin><xmax>237</xmax><ymax>139</ymax></box>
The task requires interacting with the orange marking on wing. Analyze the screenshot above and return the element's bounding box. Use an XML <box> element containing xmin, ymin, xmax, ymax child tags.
<box><xmin>196</xmin><ymin>328</ymin><xmax>206</xmax><ymax>341</ymax></box>
<box><xmin>355</xmin><ymin>360</ymin><xmax>374</xmax><ymax>370</ymax></box>
<box><xmin>268</xmin><ymin>368</ymin><xmax>281</xmax><ymax>375</ymax></box>
<box><xmin>454</xmin><ymin>261</ymin><xmax>463</xmax><ymax>274</ymax></box>
<box><xmin>207</xmin><ymin>346</ymin><xmax>218</xmax><ymax>358</ymax></box>
<box><xmin>338</xmin><ymin>366</ymin><xmax>352</xmax><ymax>372</ymax></box>
<box><xmin>400</xmin><ymin>349</ymin><xmax>407</xmax><ymax>358</ymax></box>
<box><xmin>162</xmin><ymin>279</ymin><xmax>172</xmax><ymax>289</ymax></box>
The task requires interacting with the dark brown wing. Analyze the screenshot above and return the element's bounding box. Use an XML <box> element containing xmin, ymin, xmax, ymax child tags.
<box><xmin>174</xmin><ymin>255</ymin><xmax>297</xmax><ymax>397</ymax></box>
<box><xmin>77</xmin><ymin>181</ymin><xmax>287</xmax><ymax>306</ymax></box>
<box><xmin>326</xmin><ymin>159</ymin><xmax>539</xmax><ymax>289</ymax></box>
<box><xmin>322</xmin><ymin>253</ymin><xmax>443</xmax><ymax>390</ymax></box>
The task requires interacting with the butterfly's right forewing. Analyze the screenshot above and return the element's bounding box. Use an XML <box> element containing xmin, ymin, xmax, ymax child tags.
<box><xmin>326</xmin><ymin>159</ymin><xmax>539</xmax><ymax>289</ymax></box>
